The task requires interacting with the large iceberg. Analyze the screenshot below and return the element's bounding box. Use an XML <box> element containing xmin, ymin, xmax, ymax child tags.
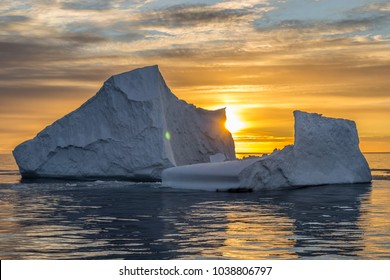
<box><xmin>13</xmin><ymin>66</ymin><xmax>235</xmax><ymax>180</ymax></box>
<box><xmin>162</xmin><ymin>111</ymin><xmax>372</xmax><ymax>191</ymax></box>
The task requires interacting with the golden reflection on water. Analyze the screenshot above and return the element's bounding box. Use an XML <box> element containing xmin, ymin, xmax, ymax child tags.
<box><xmin>168</xmin><ymin>184</ymin><xmax>375</xmax><ymax>259</ymax></box>
<box><xmin>170</xmin><ymin>200</ymin><xmax>297</xmax><ymax>259</ymax></box>
<box><xmin>358</xmin><ymin>181</ymin><xmax>390</xmax><ymax>258</ymax></box>
<box><xmin>218</xmin><ymin>205</ymin><xmax>296</xmax><ymax>259</ymax></box>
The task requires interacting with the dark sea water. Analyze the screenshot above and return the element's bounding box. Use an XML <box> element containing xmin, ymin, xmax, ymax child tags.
<box><xmin>0</xmin><ymin>153</ymin><xmax>389</xmax><ymax>259</ymax></box>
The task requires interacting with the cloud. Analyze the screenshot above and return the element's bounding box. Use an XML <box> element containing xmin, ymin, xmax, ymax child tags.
<box><xmin>333</xmin><ymin>15</ymin><xmax>390</xmax><ymax>31</ymax></box>
<box><xmin>0</xmin><ymin>65</ymin><xmax>114</xmax><ymax>84</ymax></box>
<box><xmin>63</xmin><ymin>21</ymin><xmax>147</xmax><ymax>43</ymax></box>
<box><xmin>352</xmin><ymin>2</ymin><xmax>390</xmax><ymax>13</ymax></box>
<box><xmin>138</xmin><ymin>4</ymin><xmax>254</xmax><ymax>28</ymax></box>
<box><xmin>252</xmin><ymin>0</ymin><xmax>390</xmax><ymax>43</ymax></box>
<box><xmin>134</xmin><ymin>47</ymin><xmax>201</xmax><ymax>59</ymax></box>
<box><xmin>0</xmin><ymin>85</ymin><xmax>91</xmax><ymax>101</ymax></box>
<box><xmin>61</xmin><ymin>0</ymin><xmax>113</xmax><ymax>11</ymax></box>
<box><xmin>60</xmin><ymin>0</ymin><xmax>152</xmax><ymax>11</ymax></box>
<box><xmin>0</xmin><ymin>37</ymin><xmax>115</xmax><ymax>69</ymax></box>
<box><xmin>0</xmin><ymin>15</ymin><xmax>31</xmax><ymax>24</ymax></box>
<box><xmin>58</xmin><ymin>33</ymin><xmax>108</xmax><ymax>44</ymax></box>
<box><xmin>0</xmin><ymin>41</ymin><xmax>72</xmax><ymax>66</ymax></box>
<box><xmin>0</xmin><ymin>40</ymin><xmax>134</xmax><ymax>90</ymax></box>
<box><xmin>255</xmin><ymin>14</ymin><xmax>390</xmax><ymax>36</ymax></box>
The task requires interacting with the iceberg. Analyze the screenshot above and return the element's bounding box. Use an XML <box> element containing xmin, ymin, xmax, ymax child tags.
<box><xmin>13</xmin><ymin>66</ymin><xmax>236</xmax><ymax>180</ymax></box>
<box><xmin>162</xmin><ymin>111</ymin><xmax>372</xmax><ymax>191</ymax></box>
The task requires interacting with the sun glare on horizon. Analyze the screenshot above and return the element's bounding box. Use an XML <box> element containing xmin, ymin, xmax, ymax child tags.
<box><xmin>225</xmin><ymin>107</ymin><xmax>244</xmax><ymax>134</ymax></box>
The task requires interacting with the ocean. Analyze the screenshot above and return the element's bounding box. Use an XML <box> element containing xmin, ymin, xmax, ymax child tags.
<box><xmin>0</xmin><ymin>153</ymin><xmax>389</xmax><ymax>259</ymax></box>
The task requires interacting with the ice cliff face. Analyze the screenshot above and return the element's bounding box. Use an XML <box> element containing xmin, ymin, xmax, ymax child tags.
<box><xmin>13</xmin><ymin>65</ymin><xmax>236</xmax><ymax>180</ymax></box>
<box><xmin>162</xmin><ymin>111</ymin><xmax>372</xmax><ymax>191</ymax></box>
<box><xmin>239</xmin><ymin>111</ymin><xmax>372</xmax><ymax>189</ymax></box>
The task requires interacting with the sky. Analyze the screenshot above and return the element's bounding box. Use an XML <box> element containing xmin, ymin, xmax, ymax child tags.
<box><xmin>1</xmin><ymin>0</ymin><xmax>390</xmax><ymax>154</ymax></box>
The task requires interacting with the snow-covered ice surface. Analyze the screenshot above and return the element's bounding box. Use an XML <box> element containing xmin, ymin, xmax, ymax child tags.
<box><xmin>162</xmin><ymin>111</ymin><xmax>372</xmax><ymax>191</ymax></box>
<box><xmin>13</xmin><ymin>66</ymin><xmax>235</xmax><ymax>180</ymax></box>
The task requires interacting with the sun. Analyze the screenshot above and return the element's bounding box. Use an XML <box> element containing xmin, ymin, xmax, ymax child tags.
<box><xmin>225</xmin><ymin>107</ymin><xmax>244</xmax><ymax>133</ymax></box>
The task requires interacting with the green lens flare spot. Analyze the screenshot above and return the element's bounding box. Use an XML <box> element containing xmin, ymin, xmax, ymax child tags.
<box><xmin>165</xmin><ymin>131</ymin><xmax>171</xmax><ymax>140</ymax></box>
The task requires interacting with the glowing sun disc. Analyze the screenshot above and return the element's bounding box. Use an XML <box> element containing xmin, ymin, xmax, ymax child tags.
<box><xmin>225</xmin><ymin>108</ymin><xmax>244</xmax><ymax>133</ymax></box>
